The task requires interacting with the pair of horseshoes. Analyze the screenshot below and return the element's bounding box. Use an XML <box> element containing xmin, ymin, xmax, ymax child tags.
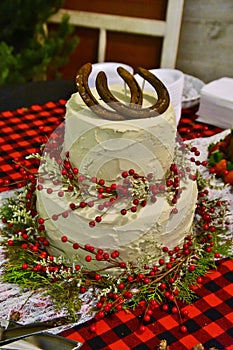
<box><xmin>76</xmin><ymin>63</ymin><xmax>170</xmax><ymax>120</ymax></box>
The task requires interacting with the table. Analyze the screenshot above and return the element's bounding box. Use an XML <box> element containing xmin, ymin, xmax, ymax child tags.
<box><xmin>0</xmin><ymin>99</ymin><xmax>232</xmax><ymax>349</ymax></box>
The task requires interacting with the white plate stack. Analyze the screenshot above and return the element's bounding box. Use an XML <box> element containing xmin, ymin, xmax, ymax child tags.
<box><xmin>197</xmin><ymin>77</ymin><xmax>233</xmax><ymax>129</ymax></box>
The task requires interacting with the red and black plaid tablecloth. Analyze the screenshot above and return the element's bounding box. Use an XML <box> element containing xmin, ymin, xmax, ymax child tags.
<box><xmin>62</xmin><ymin>259</ymin><xmax>233</xmax><ymax>350</ymax></box>
<box><xmin>0</xmin><ymin>102</ymin><xmax>232</xmax><ymax>349</ymax></box>
<box><xmin>0</xmin><ymin>101</ymin><xmax>224</xmax><ymax>192</ymax></box>
<box><xmin>0</xmin><ymin>101</ymin><xmax>66</xmax><ymax>191</ymax></box>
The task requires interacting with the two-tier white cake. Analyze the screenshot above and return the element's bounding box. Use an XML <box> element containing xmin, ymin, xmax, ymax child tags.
<box><xmin>36</xmin><ymin>65</ymin><xmax>197</xmax><ymax>271</ymax></box>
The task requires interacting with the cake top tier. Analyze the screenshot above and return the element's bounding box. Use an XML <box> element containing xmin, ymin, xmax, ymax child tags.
<box><xmin>75</xmin><ymin>63</ymin><xmax>171</xmax><ymax>121</ymax></box>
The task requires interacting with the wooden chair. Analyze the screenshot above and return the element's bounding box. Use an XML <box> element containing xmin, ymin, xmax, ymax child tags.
<box><xmin>50</xmin><ymin>0</ymin><xmax>184</xmax><ymax>68</ymax></box>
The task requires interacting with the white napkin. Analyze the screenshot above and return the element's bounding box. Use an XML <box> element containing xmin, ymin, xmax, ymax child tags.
<box><xmin>200</xmin><ymin>77</ymin><xmax>233</xmax><ymax>107</ymax></box>
<box><xmin>197</xmin><ymin>77</ymin><xmax>233</xmax><ymax>128</ymax></box>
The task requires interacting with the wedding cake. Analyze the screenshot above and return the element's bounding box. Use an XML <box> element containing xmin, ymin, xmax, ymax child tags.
<box><xmin>36</xmin><ymin>63</ymin><xmax>197</xmax><ymax>271</ymax></box>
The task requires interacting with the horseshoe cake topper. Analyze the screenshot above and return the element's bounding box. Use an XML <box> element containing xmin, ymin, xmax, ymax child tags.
<box><xmin>76</xmin><ymin>63</ymin><xmax>170</xmax><ymax>120</ymax></box>
<box><xmin>76</xmin><ymin>63</ymin><xmax>125</xmax><ymax>121</ymax></box>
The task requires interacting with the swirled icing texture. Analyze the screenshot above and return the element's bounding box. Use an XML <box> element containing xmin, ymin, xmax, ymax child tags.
<box><xmin>36</xmin><ymin>86</ymin><xmax>197</xmax><ymax>271</ymax></box>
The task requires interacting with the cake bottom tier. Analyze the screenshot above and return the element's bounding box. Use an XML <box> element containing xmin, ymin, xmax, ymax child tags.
<box><xmin>37</xmin><ymin>175</ymin><xmax>197</xmax><ymax>272</ymax></box>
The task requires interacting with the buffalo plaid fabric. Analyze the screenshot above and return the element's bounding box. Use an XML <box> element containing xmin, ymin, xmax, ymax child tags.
<box><xmin>0</xmin><ymin>101</ymin><xmax>66</xmax><ymax>192</ymax></box>
<box><xmin>0</xmin><ymin>102</ymin><xmax>224</xmax><ymax>192</ymax></box>
<box><xmin>63</xmin><ymin>259</ymin><xmax>233</xmax><ymax>350</ymax></box>
<box><xmin>0</xmin><ymin>102</ymin><xmax>232</xmax><ymax>349</ymax></box>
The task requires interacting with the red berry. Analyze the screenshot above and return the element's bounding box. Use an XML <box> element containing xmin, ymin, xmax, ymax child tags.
<box><xmin>118</xmin><ymin>283</ymin><xmax>125</xmax><ymax>290</ymax></box>
<box><xmin>149</xmin><ymin>300</ymin><xmax>156</xmax><ymax>308</ymax></box>
<box><xmin>172</xmin><ymin>197</ymin><xmax>177</xmax><ymax>204</ymax></box>
<box><xmin>38</xmin><ymin>218</ymin><xmax>45</xmax><ymax>225</ymax></box>
<box><xmin>139</xmin><ymin>325</ymin><xmax>146</xmax><ymax>332</ymax></box>
<box><xmin>188</xmin><ymin>265</ymin><xmax>195</xmax><ymax>272</ymax></box>
<box><xmin>79</xmin><ymin>201</ymin><xmax>86</xmax><ymax>208</ymax></box>
<box><xmin>181</xmin><ymin>309</ymin><xmax>189</xmax><ymax>317</ymax></box>
<box><xmin>111</xmin><ymin>183</ymin><xmax>117</xmax><ymax>191</ymax></box>
<box><xmin>133</xmin><ymin>198</ymin><xmax>139</xmax><ymax>205</ymax></box>
<box><xmin>166</xmin><ymin>179</ymin><xmax>173</xmax><ymax>187</ymax></box>
<box><xmin>78</xmin><ymin>175</ymin><xmax>85</xmax><ymax>182</ymax></box>
<box><xmin>95</xmin><ymin>273</ymin><xmax>101</xmax><ymax>281</ymax></box>
<box><xmin>180</xmin><ymin>325</ymin><xmax>187</xmax><ymax>333</ymax></box>
<box><xmin>143</xmin><ymin>277</ymin><xmax>150</xmax><ymax>284</ymax></box>
<box><xmin>52</xmin><ymin>214</ymin><xmax>58</xmax><ymax>221</ymax></box>
<box><xmin>61</xmin><ymin>235</ymin><xmax>68</xmax><ymax>242</ymax></box>
<box><xmin>85</xmin><ymin>255</ymin><xmax>92</xmax><ymax>262</ymax></box>
<box><xmin>111</xmin><ymin>250</ymin><xmax>119</xmax><ymax>258</ymax></box>
<box><xmin>159</xmin><ymin>283</ymin><xmax>166</xmax><ymax>290</ymax></box>
<box><xmin>90</xmin><ymin>324</ymin><xmax>96</xmax><ymax>333</ymax></box>
<box><xmin>95</xmin><ymin>253</ymin><xmax>102</xmax><ymax>261</ymax></box>
<box><xmin>40</xmin><ymin>251</ymin><xmax>47</xmax><ymax>259</ymax></box>
<box><xmin>122</xmin><ymin>171</ymin><xmax>128</xmax><ymax>178</ymax></box>
<box><xmin>98</xmin><ymin>179</ymin><xmax>105</xmax><ymax>186</ymax></box>
<box><xmin>70</xmin><ymin>203</ymin><xmax>76</xmax><ymax>210</ymax></box>
<box><xmin>143</xmin><ymin>314</ymin><xmax>150</xmax><ymax>322</ymax></box>
<box><xmin>62</xmin><ymin>211</ymin><xmax>69</xmax><ymax>218</ymax></box>
<box><xmin>159</xmin><ymin>258</ymin><xmax>165</xmax><ymax>265</ymax></box>
<box><xmin>169</xmin><ymin>277</ymin><xmax>175</xmax><ymax>284</ymax></box>
<box><xmin>125</xmin><ymin>291</ymin><xmax>133</xmax><ymax>299</ymax></box>
<box><xmin>95</xmin><ymin>216</ymin><xmax>102</xmax><ymax>223</ymax></box>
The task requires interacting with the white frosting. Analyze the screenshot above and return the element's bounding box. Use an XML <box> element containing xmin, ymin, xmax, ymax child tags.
<box><xmin>37</xmin><ymin>177</ymin><xmax>197</xmax><ymax>269</ymax></box>
<box><xmin>36</xmin><ymin>85</ymin><xmax>198</xmax><ymax>271</ymax></box>
<box><xmin>63</xmin><ymin>87</ymin><xmax>176</xmax><ymax>182</ymax></box>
